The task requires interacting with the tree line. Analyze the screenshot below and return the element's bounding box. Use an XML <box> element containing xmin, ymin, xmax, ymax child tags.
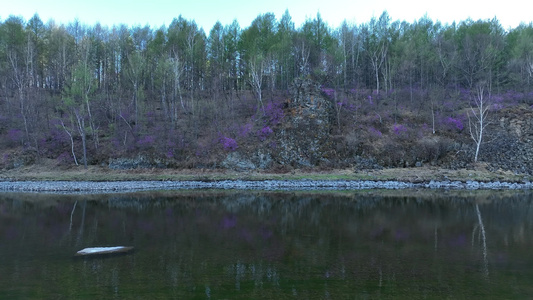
<box><xmin>1</xmin><ymin>11</ymin><xmax>532</xmax><ymax>167</ymax></box>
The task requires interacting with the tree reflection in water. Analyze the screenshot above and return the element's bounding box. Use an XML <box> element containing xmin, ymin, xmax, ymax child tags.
<box><xmin>475</xmin><ymin>203</ymin><xmax>489</xmax><ymax>280</ymax></box>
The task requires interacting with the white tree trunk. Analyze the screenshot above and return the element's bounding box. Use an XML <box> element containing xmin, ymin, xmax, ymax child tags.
<box><xmin>250</xmin><ymin>58</ymin><xmax>265</xmax><ymax>111</ymax></box>
<box><xmin>468</xmin><ymin>85</ymin><xmax>490</xmax><ymax>162</ymax></box>
<box><xmin>60</xmin><ymin>119</ymin><xmax>79</xmax><ymax>166</ymax></box>
<box><xmin>75</xmin><ymin>111</ymin><xmax>88</xmax><ymax>169</ymax></box>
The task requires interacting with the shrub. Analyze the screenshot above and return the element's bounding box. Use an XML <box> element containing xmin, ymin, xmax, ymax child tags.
<box><xmin>137</xmin><ymin>135</ymin><xmax>156</xmax><ymax>149</ymax></box>
<box><xmin>238</xmin><ymin>123</ymin><xmax>253</xmax><ymax>137</ymax></box>
<box><xmin>415</xmin><ymin>137</ymin><xmax>451</xmax><ymax>163</ymax></box>
<box><xmin>368</xmin><ymin>127</ymin><xmax>382</xmax><ymax>138</ymax></box>
<box><xmin>442</xmin><ymin>116</ymin><xmax>464</xmax><ymax>132</ymax></box>
<box><xmin>56</xmin><ymin>152</ymin><xmax>73</xmax><ymax>165</ymax></box>
<box><xmin>220</xmin><ymin>136</ymin><xmax>238</xmax><ymax>151</ymax></box>
<box><xmin>393</xmin><ymin>124</ymin><xmax>408</xmax><ymax>136</ymax></box>
<box><xmin>7</xmin><ymin>129</ymin><xmax>23</xmax><ymax>145</ymax></box>
<box><xmin>263</xmin><ymin>102</ymin><xmax>284</xmax><ymax>125</ymax></box>
<box><xmin>257</xmin><ymin>126</ymin><xmax>273</xmax><ymax>141</ymax></box>
<box><xmin>165</xmin><ymin>149</ymin><xmax>174</xmax><ymax>158</ymax></box>
<box><xmin>321</xmin><ymin>87</ymin><xmax>335</xmax><ymax>98</ymax></box>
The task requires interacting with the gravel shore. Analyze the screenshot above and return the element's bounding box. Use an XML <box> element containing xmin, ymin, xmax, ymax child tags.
<box><xmin>0</xmin><ymin>179</ymin><xmax>532</xmax><ymax>193</ymax></box>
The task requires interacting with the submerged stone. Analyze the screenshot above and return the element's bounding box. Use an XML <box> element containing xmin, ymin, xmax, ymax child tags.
<box><xmin>75</xmin><ymin>246</ymin><xmax>134</xmax><ymax>257</ymax></box>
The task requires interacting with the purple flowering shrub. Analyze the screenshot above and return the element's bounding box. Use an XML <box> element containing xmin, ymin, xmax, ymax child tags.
<box><xmin>7</xmin><ymin>129</ymin><xmax>23</xmax><ymax>145</ymax></box>
<box><xmin>165</xmin><ymin>140</ymin><xmax>176</xmax><ymax>158</ymax></box>
<box><xmin>490</xmin><ymin>94</ymin><xmax>505</xmax><ymax>110</ymax></box>
<box><xmin>238</xmin><ymin>123</ymin><xmax>253</xmax><ymax>137</ymax></box>
<box><xmin>263</xmin><ymin>102</ymin><xmax>284</xmax><ymax>125</ymax></box>
<box><xmin>220</xmin><ymin>136</ymin><xmax>238</xmax><ymax>151</ymax></box>
<box><xmin>137</xmin><ymin>135</ymin><xmax>156</xmax><ymax>149</ymax></box>
<box><xmin>45</xmin><ymin>125</ymin><xmax>72</xmax><ymax>154</ymax></box>
<box><xmin>257</xmin><ymin>126</ymin><xmax>273</xmax><ymax>141</ymax></box>
<box><xmin>393</xmin><ymin>124</ymin><xmax>408</xmax><ymax>136</ymax></box>
<box><xmin>165</xmin><ymin>149</ymin><xmax>174</xmax><ymax>158</ymax></box>
<box><xmin>321</xmin><ymin>87</ymin><xmax>335</xmax><ymax>99</ymax></box>
<box><xmin>441</xmin><ymin>115</ymin><xmax>464</xmax><ymax>132</ymax></box>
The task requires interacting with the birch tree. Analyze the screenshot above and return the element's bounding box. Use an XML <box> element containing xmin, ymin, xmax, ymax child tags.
<box><xmin>240</xmin><ymin>13</ymin><xmax>276</xmax><ymax>112</ymax></box>
<box><xmin>249</xmin><ymin>54</ymin><xmax>265</xmax><ymax>111</ymax></box>
<box><xmin>468</xmin><ymin>84</ymin><xmax>491</xmax><ymax>162</ymax></box>
<box><xmin>62</xmin><ymin>50</ymin><xmax>96</xmax><ymax>168</ymax></box>
<box><xmin>126</xmin><ymin>51</ymin><xmax>145</xmax><ymax>126</ymax></box>
<box><xmin>367</xmin><ymin>12</ymin><xmax>391</xmax><ymax>95</ymax></box>
<box><xmin>4</xmin><ymin>17</ymin><xmax>31</xmax><ymax>142</ymax></box>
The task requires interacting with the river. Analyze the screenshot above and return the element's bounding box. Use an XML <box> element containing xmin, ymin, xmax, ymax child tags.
<box><xmin>1</xmin><ymin>190</ymin><xmax>532</xmax><ymax>298</ymax></box>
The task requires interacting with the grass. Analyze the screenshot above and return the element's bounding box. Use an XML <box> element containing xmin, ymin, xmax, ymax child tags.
<box><xmin>0</xmin><ymin>160</ymin><xmax>529</xmax><ymax>183</ymax></box>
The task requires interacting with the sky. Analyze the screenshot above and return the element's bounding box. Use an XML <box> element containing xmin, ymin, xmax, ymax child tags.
<box><xmin>1</xmin><ymin>0</ymin><xmax>531</xmax><ymax>32</ymax></box>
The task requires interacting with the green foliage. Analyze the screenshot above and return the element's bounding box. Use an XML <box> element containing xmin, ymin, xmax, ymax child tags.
<box><xmin>63</xmin><ymin>59</ymin><xmax>95</xmax><ymax>107</ymax></box>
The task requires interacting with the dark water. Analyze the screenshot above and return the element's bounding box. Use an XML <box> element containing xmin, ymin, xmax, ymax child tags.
<box><xmin>1</xmin><ymin>190</ymin><xmax>533</xmax><ymax>299</ymax></box>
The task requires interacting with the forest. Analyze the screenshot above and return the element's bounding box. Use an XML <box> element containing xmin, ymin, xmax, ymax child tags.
<box><xmin>1</xmin><ymin>10</ymin><xmax>532</xmax><ymax>171</ymax></box>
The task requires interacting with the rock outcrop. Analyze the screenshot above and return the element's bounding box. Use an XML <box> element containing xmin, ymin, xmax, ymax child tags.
<box><xmin>271</xmin><ymin>78</ymin><xmax>334</xmax><ymax>167</ymax></box>
<box><xmin>481</xmin><ymin>106</ymin><xmax>533</xmax><ymax>174</ymax></box>
<box><xmin>219</xmin><ymin>78</ymin><xmax>334</xmax><ymax>170</ymax></box>
<box><xmin>108</xmin><ymin>155</ymin><xmax>171</xmax><ymax>169</ymax></box>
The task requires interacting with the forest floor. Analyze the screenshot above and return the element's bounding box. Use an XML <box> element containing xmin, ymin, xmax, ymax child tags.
<box><xmin>0</xmin><ymin>159</ymin><xmax>529</xmax><ymax>183</ymax></box>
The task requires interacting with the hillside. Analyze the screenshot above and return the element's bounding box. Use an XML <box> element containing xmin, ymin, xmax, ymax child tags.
<box><xmin>1</xmin><ymin>13</ymin><xmax>533</xmax><ymax>176</ymax></box>
<box><xmin>2</xmin><ymin>78</ymin><xmax>532</xmax><ymax>177</ymax></box>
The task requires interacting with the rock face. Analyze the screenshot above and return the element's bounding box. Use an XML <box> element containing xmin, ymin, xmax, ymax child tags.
<box><xmin>219</xmin><ymin>78</ymin><xmax>334</xmax><ymax>170</ymax></box>
<box><xmin>221</xmin><ymin>150</ymin><xmax>273</xmax><ymax>171</ymax></box>
<box><xmin>221</xmin><ymin>152</ymin><xmax>256</xmax><ymax>170</ymax></box>
<box><xmin>272</xmin><ymin>78</ymin><xmax>334</xmax><ymax>167</ymax></box>
<box><xmin>481</xmin><ymin>107</ymin><xmax>533</xmax><ymax>174</ymax></box>
<box><xmin>1</xmin><ymin>148</ymin><xmax>37</xmax><ymax>169</ymax></box>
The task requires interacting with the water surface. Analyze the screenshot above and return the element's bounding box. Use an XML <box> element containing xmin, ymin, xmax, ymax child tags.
<box><xmin>1</xmin><ymin>190</ymin><xmax>532</xmax><ymax>298</ymax></box>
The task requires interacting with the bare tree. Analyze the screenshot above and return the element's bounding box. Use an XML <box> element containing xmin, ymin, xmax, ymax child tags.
<box><xmin>74</xmin><ymin>110</ymin><xmax>88</xmax><ymax>169</ymax></box>
<box><xmin>126</xmin><ymin>51</ymin><xmax>145</xmax><ymax>126</ymax></box>
<box><xmin>369</xmin><ymin>43</ymin><xmax>388</xmax><ymax>95</ymax></box>
<box><xmin>294</xmin><ymin>38</ymin><xmax>310</xmax><ymax>77</ymax></box>
<box><xmin>248</xmin><ymin>55</ymin><xmax>265</xmax><ymax>111</ymax></box>
<box><xmin>59</xmin><ymin>119</ymin><xmax>79</xmax><ymax>166</ymax></box>
<box><xmin>468</xmin><ymin>84</ymin><xmax>491</xmax><ymax>162</ymax></box>
<box><xmin>169</xmin><ymin>55</ymin><xmax>186</xmax><ymax>114</ymax></box>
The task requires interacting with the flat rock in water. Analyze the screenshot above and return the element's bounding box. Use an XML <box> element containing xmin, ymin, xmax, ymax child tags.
<box><xmin>75</xmin><ymin>246</ymin><xmax>134</xmax><ymax>256</ymax></box>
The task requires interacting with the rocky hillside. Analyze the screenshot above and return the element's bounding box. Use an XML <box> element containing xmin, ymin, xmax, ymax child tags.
<box><xmin>481</xmin><ymin>107</ymin><xmax>533</xmax><ymax>174</ymax></box>
<box><xmin>2</xmin><ymin>78</ymin><xmax>533</xmax><ymax>175</ymax></box>
<box><xmin>220</xmin><ymin>79</ymin><xmax>533</xmax><ymax>175</ymax></box>
<box><xmin>222</xmin><ymin>78</ymin><xmax>334</xmax><ymax>170</ymax></box>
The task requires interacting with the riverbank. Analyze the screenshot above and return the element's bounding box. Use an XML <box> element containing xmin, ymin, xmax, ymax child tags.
<box><xmin>0</xmin><ymin>178</ymin><xmax>532</xmax><ymax>193</ymax></box>
<box><xmin>0</xmin><ymin>161</ymin><xmax>531</xmax><ymax>192</ymax></box>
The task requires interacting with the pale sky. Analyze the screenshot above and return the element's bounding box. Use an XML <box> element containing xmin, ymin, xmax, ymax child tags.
<box><xmin>1</xmin><ymin>0</ymin><xmax>531</xmax><ymax>32</ymax></box>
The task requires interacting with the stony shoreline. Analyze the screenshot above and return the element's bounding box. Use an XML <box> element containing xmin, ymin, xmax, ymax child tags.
<box><xmin>0</xmin><ymin>179</ymin><xmax>531</xmax><ymax>193</ymax></box>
